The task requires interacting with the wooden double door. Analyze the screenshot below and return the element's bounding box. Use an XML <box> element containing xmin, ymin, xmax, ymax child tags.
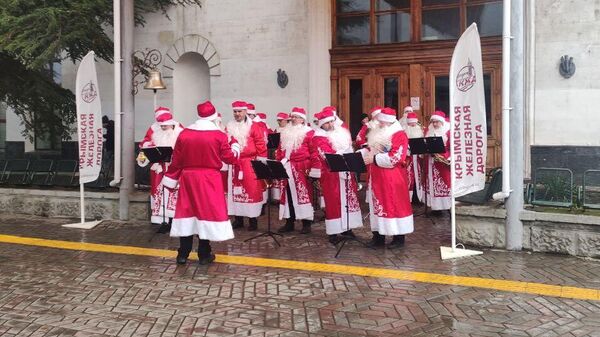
<box><xmin>335</xmin><ymin>63</ymin><xmax>502</xmax><ymax>170</ymax></box>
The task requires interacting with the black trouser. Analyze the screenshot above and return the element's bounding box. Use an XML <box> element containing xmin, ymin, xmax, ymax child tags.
<box><xmin>178</xmin><ymin>236</ymin><xmax>212</xmax><ymax>259</ymax></box>
<box><xmin>286</xmin><ymin>185</ymin><xmax>296</xmax><ymax>221</ymax></box>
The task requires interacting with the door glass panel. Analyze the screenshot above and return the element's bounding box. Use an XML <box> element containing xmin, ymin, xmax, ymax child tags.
<box><xmin>435</xmin><ymin>74</ymin><xmax>493</xmax><ymax>136</ymax></box>
<box><xmin>336</xmin><ymin>15</ymin><xmax>370</xmax><ymax>45</ymax></box>
<box><xmin>467</xmin><ymin>3</ymin><xmax>503</xmax><ymax>37</ymax></box>
<box><xmin>484</xmin><ymin>74</ymin><xmax>492</xmax><ymax>135</ymax></box>
<box><xmin>384</xmin><ymin>77</ymin><xmax>399</xmax><ymax>114</ymax></box>
<box><xmin>421</xmin><ymin>8</ymin><xmax>460</xmax><ymax>40</ymax></box>
<box><xmin>349</xmin><ymin>79</ymin><xmax>364</xmax><ymax>138</ymax></box>
<box><xmin>337</xmin><ymin>0</ymin><xmax>370</xmax><ymax>13</ymax></box>
<box><xmin>434</xmin><ymin>76</ymin><xmax>450</xmax><ymax>116</ymax></box>
<box><xmin>376</xmin><ymin>0</ymin><xmax>410</xmax><ymax>10</ymax></box>
<box><xmin>377</xmin><ymin>12</ymin><xmax>411</xmax><ymax>43</ymax></box>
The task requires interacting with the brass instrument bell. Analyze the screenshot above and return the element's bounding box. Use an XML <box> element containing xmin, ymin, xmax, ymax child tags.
<box><xmin>144</xmin><ymin>70</ymin><xmax>166</xmax><ymax>91</ymax></box>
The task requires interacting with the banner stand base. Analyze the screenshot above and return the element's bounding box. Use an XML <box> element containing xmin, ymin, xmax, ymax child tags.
<box><xmin>440</xmin><ymin>246</ymin><xmax>483</xmax><ymax>260</ymax></box>
<box><xmin>62</xmin><ymin>220</ymin><xmax>102</xmax><ymax>230</ymax></box>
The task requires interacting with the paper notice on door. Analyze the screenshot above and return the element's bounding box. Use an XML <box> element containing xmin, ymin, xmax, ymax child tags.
<box><xmin>410</xmin><ymin>97</ymin><xmax>420</xmax><ymax>110</ymax></box>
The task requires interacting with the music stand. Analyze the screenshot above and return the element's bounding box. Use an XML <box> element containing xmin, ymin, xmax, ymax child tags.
<box><xmin>408</xmin><ymin>137</ymin><xmax>446</xmax><ymax>218</ymax></box>
<box><xmin>325</xmin><ymin>152</ymin><xmax>370</xmax><ymax>258</ymax></box>
<box><xmin>245</xmin><ymin>160</ymin><xmax>289</xmax><ymax>246</ymax></box>
<box><xmin>141</xmin><ymin>146</ymin><xmax>173</xmax><ymax>236</ymax></box>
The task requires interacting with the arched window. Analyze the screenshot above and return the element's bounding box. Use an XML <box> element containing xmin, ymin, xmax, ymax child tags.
<box><xmin>173</xmin><ymin>52</ymin><xmax>211</xmax><ymax>126</ymax></box>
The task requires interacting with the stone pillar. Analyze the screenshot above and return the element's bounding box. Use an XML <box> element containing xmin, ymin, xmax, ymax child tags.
<box><xmin>307</xmin><ymin>0</ymin><xmax>332</xmax><ymax>113</ymax></box>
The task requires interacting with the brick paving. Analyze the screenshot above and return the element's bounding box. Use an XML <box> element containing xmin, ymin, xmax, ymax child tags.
<box><xmin>1</xmin><ymin>205</ymin><xmax>600</xmax><ymax>336</ymax></box>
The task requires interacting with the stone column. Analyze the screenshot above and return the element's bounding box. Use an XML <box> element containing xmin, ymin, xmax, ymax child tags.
<box><xmin>307</xmin><ymin>0</ymin><xmax>332</xmax><ymax>113</ymax></box>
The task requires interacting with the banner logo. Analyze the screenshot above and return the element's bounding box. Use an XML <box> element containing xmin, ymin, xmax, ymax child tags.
<box><xmin>81</xmin><ymin>81</ymin><xmax>98</xmax><ymax>103</ymax></box>
<box><xmin>456</xmin><ymin>60</ymin><xmax>476</xmax><ymax>92</ymax></box>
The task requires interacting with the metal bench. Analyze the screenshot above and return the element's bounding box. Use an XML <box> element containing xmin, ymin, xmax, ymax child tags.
<box><xmin>52</xmin><ymin>160</ymin><xmax>78</xmax><ymax>187</ymax></box>
<box><xmin>29</xmin><ymin>159</ymin><xmax>55</xmax><ymax>186</ymax></box>
<box><xmin>5</xmin><ymin>159</ymin><xmax>31</xmax><ymax>185</ymax></box>
<box><xmin>456</xmin><ymin>168</ymin><xmax>502</xmax><ymax>204</ymax></box>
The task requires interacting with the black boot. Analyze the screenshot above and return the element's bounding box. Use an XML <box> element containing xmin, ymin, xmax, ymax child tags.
<box><xmin>197</xmin><ymin>239</ymin><xmax>216</xmax><ymax>265</ymax></box>
<box><xmin>387</xmin><ymin>235</ymin><xmax>405</xmax><ymax>249</ymax></box>
<box><xmin>277</xmin><ymin>219</ymin><xmax>295</xmax><ymax>233</ymax></box>
<box><xmin>341</xmin><ymin>230</ymin><xmax>355</xmax><ymax>238</ymax></box>
<box><xmin>248</xmin><ymin>217</ymin><xmax>258</xmax><ymax>231</ymax></box>
<box><xmin>232</xmin><ymin>216</ymin><xmax>244</xmax><ymax>229</ymax></box>
<box><xmin>177</xmin><ymin>236</ymin><xmax>193</xmax><ymax>265</ymax></box>
<box><xmin>300</xmin><ymin>220</ymin><xmax>312</xmax><ymax>234</ymax></box>
<box><xmin>367</xmin><ymin>231</ymin><xmax>385</xmax><ymax>248</ymax></box>
<box><xmin>328</xmin><ymin>234</ymin><xmax>341</xmax><ymax>245</ymax></box>
<box><xmin>157</xmin><ymin>219</ymin><xmax>171</xmax><ymax>234</ymax></box>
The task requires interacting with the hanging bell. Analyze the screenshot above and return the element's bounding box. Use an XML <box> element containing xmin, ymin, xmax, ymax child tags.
<box><xmin>144</xmin><ymin>69</ymin><xmax>166</xmax><ymax>90</ymax></box>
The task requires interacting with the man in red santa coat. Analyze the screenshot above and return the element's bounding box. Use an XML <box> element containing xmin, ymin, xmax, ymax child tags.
<box><xmin>246</xmin><ymin>103</ymin><xmax>257</xmax><ymax>121</ymax></box>
<box><xmin>162</xmin><ymin>101</ymin><xmax>240</xmax><ymax>265</ymax></box>
<box><xmin>322</xmin><ymin>105</ymin><xmax>349</xmax><ymax>129</ymax></box>
<box><xmin>399</xmin><ymin>106</ymin><xmax>413</xmax><ymax>129</ymax></box>
<box><xmin>137</xmin><ymin>107</ymin><xmax>184</xmax><ymax>232</ymax></box>
<box><xmin>405</xmin><ymin>112</ymin><xmax>425</xmax><ymax>202</ymax></box>
<box><xmin>309</xmin><ymin>109</ymin><xmax>362</xmax><ymax>244</ymax></box>
<box><xmin>361</xmin><ymin>107</ymin><xmax>414</xmax><ymax>249</ymax></box>
<box><xmin>226</xmin><ymin>101</ymin><xmax>267</xmax><ymax>230</ymax></box>
<box><xmin>276</xmin><ymin>107</ymin><xmax>315</xmax><ymax>234</ymax></box>
<box><xmin>424</xmin><ymin>110</ymin><xmax>451</xmax><ymax>212</ymax></box>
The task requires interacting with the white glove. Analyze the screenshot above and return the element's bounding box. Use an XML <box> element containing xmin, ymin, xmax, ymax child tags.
<box><xmin>238</xmin><ymin>170</ymin><xmax>244</xmax><ymax>180</ymax></box>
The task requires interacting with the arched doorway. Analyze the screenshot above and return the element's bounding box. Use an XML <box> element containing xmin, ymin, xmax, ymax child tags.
<box><xmin>173</xmin><ymin>52</ymin><xmax>210</xmax><ymax>126</ymax></box>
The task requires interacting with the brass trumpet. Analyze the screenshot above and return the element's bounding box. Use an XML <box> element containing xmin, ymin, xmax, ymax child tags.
<box><xmin>433</xmin><ymin>154</ymin><xmax>450</xmax><ymax>165</ymax></box>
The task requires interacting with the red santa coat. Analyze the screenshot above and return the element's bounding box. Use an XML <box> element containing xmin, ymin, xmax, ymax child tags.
<box><xmin>310</xmin><ymin>128</ymin><xmax>362</xmax><ymax>235</ymax></box>
<box><xmin>276</xmin><ymin>125</ymin><xmax>315</xmax><ymax>220</ymax></box>
<box><xmin>137</xmin><ymin>123</ymin><xmax>184</xmax><ymax>224</ymax></box>
<box><xmin>226</xmin><ymin>119</ymin><xmax>267</xmax><ymax>217</ymax></box>
<box><xmin>162</xmin><ymin>119</ymin><xmax>239</xmax><ymax>241</ymax></box>
<box><xmin>405</xmin><ymin>125</ymin><xmax>425</xmax><ymax>202</ymax></box>
<box><xmin>424</xmin><ymin>127</ymin><xmax>451</xmax><ymax>210</ymax></box>
<box><xmin>363</xmin><ymin>122</ymin><xmax>414</xmax><ymax>235</ymax></box>
<box><xmin>355</xmin><ymin>124</ymin><xmax>368</xmax><ymax>148</ymax></box>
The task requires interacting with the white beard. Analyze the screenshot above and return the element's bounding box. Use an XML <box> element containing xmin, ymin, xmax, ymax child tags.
<box><xmin>326</xmin><ymin>127</ymin><xmax>352</xmax><ymax>152</ymax></box>
<box><xmin>226</xmin><ymin>118</ymin><xmax>252</xmax><ymax>149</ymax></box>
<box><xmin>152</xmin><ymin>127</ymin><xmax>181</xmax><ymax>148</ymax></box>
<box><xmin>276</xmin><ymin>125</ymin><xmax>288</xmax><ymax>133</ymax></box>
<box><xmin>405</xmin><ymin>125</ymin><xmax>424</xmax><ymax>139</ymax></box>
<box><xmin>281</xmin><ymin>124</ymin><xmax>309</xmax><ymax>153</ymax></box>
<box><xmin>425</xmin><ymin>122</ymin><xmax>450</xmax><ymax>143</ymax></box>
<box><xmin>367</xmin><ymin>121</ymin><xmax>403</xmax><ymax>150</ymax></box>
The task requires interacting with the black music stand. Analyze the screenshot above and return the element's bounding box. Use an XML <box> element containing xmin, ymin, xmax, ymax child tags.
<box><xmin>141</xmin><ymin>146</ymin><xmax>174</xmax><ymax>237</ymax></box>
<box><xmin>325</xmin><ymin>152</ymin><xmax>370</xmax><ymax>258</ymax></box>
<box><xmin>408</xmin><ymin>136</ymin><xmax>445</xmax><ymax>218</ymax></box>
<box><xmin>245</xmin><ymin>160</ymin><xmax>289</xmax><ymax>246</ymax></box>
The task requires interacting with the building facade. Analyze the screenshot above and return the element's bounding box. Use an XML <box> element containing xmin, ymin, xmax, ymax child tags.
<box><xmin>1</xmin><ymin>0</ymin><xmax>599</xmax><ymax>184</ymax></box>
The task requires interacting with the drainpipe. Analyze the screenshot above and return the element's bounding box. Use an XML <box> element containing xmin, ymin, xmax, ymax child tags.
<box><xmin>109</xmin><ymin>0</ymin><xmax>122</xmax><ymax>188</ymax></box>
<box><xmin>493</xmin><ymin>0</ymin><xmax>512</xmax><ymax>201</ymax></box>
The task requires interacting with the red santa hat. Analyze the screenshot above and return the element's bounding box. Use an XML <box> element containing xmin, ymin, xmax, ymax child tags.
<box><xmin>430</xmin><ymin>110</ymin><xmax>446</xmax><ymax>123</ymax></box>
<box><xmin>375</xmin><ymin>107</ymin><xmax>398</xmax><ymax>123</ymax></box>
<box><xmin>256</xmin><ymin>112</ymin><xmax>267</xmax><ymax>122</ymax></box>
<box><xmin>403</xmin><ymin>106</ymin><xmax>414</xmax><ymax>114</ymax></box>
<box><xmin>316</xmin><ymin>109</ymin><xmax>336</xmax><ymax>127</ymax></box>
<box><xmin>155</xmin><ymin>106</ymin><xmax>177</xmax><ymax>126</ymax></box>
<box><xmin>323</xmin><ymin>105</ymin><xmax>337</xmax><ymax>115</ymax></box>
<box><xmin>290</xmin><ymin>107</ymin><xmax>307</xmax><ymax>120</ymax></box>
<box><xmin>232</xmin><ymin>100</ymin><xmax>248</xmax><ymax>111</ymax></box>
<box><xmin>370</xmin><ymin>106</ymin><xmax>383</xmax><ymax>118</ymax></box>
<box><xmin>197</xmin><ymin>100</ymin><xmax>218</xmax><ymax>121</ymax></box>
<box><xmin>407</xmin><ymin>112</ymin><xmax>419</xmax><ymax>124</ymax></box>
<box><xmin>247</xmin><ymin>103</ymin><xmax>256</xmax><ymax>115</ymax></box>
<box><xmin>276</xmin><ymin>112</ymin><xmax>290</xmax><ymax>120</ymax></box>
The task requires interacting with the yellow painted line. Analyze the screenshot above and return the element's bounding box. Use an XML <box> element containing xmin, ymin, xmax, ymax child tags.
<box><xmin>0</xmin><ymin>234</ymin><xmax>598</xmax><ymax>302</ymax></box>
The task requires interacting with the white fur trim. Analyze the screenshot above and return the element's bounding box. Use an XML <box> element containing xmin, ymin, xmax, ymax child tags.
<box><xmin>325</xmin><ymin>211</ymin><xmax>362</xmax><ymax>235</ymax></box>
<box><xmin>290</xmin><ymin>112</ymin><xmax>307</xmax><ymax>120</ymax></box>
<box><xmin>407</xmin><ymin>118</ymin><xmax>418</xmax><ymax>124</ymax></box>
<box><xmin>318</xmin><ymin>116</ymin><xmax>335</xmax><ymax>127</ymax></box>
<box><xmin>228</xmin><ymin>199</ymin><xmax>263</xmax><ymax>218</ymax></box>
<box><xmin>309</xmin><ymin>168</ymin><xmax>321</xmax><ymax>179</ymax></box>
<box><xmin>278</xmin><ymin>161</ymin><xmax>314</xmax><ymax>221</ymax></box>
<box><xmin>170</xmin><ymin>217</ymin><xmax>234</xmax><ymax>241</ymax></box>
<box><xmin>280</xmin><ymin>158</ymin><xmax>289</xmax><ymax>166</ymax></box>
<box><xmin>162</xmin><ymin>176</ymin><xmax>178</xmax><ymax>189</ymax></box>
<box><xmin>371</xmin><ymin>109</ymin><xmax>382</xmax><ymax>117</ymax></box>
<box><xmin>247</xmin><ymin>109</ymin><xmax>256</xmax><ymax>115</ymax></box>
<box><xmin>188</xmin><ymin>119</ymin><xmax>220</xmax><ymax>131</ymax></box>
<box><xmin>374</xmin><ymin>153</ymin><xmax>394</xmax><ymax>169</ymax></box>
<box><xmin>220</xmin><ymin>163</ymin><xmax>228</xmax><ymax>171</ymax></box>
<box><xmin>158</xmin><ymin>119</ymin><xmax>178</xmax><ymax>126</ymax></box>
<box><xmin>369</xmin><ymin>211</ymin><xmax>414</xmax><ymax>236</ymax></box>
<box><xmin>376</xmin><ymin>113</ymin><xmax>397</xmax><ymax>123</ymax></box>
<box><xmin>430</xmin><ymin>115</ymin><xmax>445</xmax><ymax>123</ymax></box>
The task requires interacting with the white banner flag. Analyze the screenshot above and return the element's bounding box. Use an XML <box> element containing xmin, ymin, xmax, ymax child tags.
<box><xmin>76</xmin><ymin>51</ymin><xmax>103</xmax><ymax>184</ymax></box>
<box><xmin>450</xmin><ymin>23</ymin><xmax>487</xmax><ymax>198</ymax></box>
